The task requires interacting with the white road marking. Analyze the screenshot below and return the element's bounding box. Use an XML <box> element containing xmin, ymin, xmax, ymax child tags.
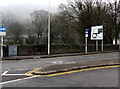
<box><xmin>0</xmin><ymin>76</ymin><xmax>36</xmax><ymax>85</ymax></box>
<box><xmin>1</xmin><ymin>71</ymin><xmax>8</xmax><ymax>76</ymax></box>
<box><xmin>1</xmin><ymin>74</ymin><xmax>25</xmax><ymax>76</ymax></box>
<box><xmin>1</xmin><ymin>71</ymin><xmax>26</xmax><ymax>76</ymax></box>
<box><xmin>52</xmin><ymin>61</ymin><xmax>57</xmax><ymax>64</ymax></box>
<box><xmin>52</xmin><ymin>61</ymin><xmax>63</xmax><ymax>64</ymax></box>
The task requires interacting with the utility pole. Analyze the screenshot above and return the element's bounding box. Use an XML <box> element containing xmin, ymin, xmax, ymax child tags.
<box><xmin>48</xmin><ymin>0</ymin><xmax>51</xmax><ymax>55</ymax></box>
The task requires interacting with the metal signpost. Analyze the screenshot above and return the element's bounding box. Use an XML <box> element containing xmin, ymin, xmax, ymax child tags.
<box><xmin>85</xmin><ymin>29</ymin><xmax>88</xmax><ymax>53</ymax></box>
<box><xmin>91</xmin><ymin>26</ymin><xmax>103</xmax><ymax>51</ymax></box>
<box><xmin>119</xmin><ymin>34</ymin><xmax>120</xmax><ymax>51</ymax></box>
<box><xmin>0</xmin><ymin>26</ymin><xmax>6</xmax><ymax>58</ymax></box>
<box><xmin>96</xmin><ymin>40</ymin><xmax>98</xmax><ymax>51</ymax></box>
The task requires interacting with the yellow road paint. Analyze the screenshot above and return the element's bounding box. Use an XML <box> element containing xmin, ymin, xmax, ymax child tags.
<box><xmin>25</xmin><ymin>65</ymin><xmax>119</xmax><ymax>77</ymax></box>
<box><xmin>25</xmin><ymin>68</ymin><xmax>42</xmax><ymax>76</ymax></box>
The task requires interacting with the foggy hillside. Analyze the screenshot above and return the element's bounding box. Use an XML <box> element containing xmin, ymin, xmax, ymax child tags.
<box><xmin>1</xmin><ymin>3</ymin><xmax>59</xmax><ymax>22</ymax></box>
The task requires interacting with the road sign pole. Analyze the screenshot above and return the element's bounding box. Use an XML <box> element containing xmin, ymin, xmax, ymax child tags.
<box><xmin>0</xmin><ymin>36</ymin><xmax>3</xmax><ymax>58</ymax></box>
<box><xmin>119</xmin><ymin>37</ymin><xmax>120</xmax><ymax>51</ymax></box>
<box><xmin>85</xmin><ymin>29</ymin><xmax>88</xmax><ymax>53</ymax></box>
<box><xmin>85</xmin><ymin>37</ymin><xmax>87</xmax><ymax>53</ymax></box>
<box><xmin>96</xmin><ymin>40</ymin><xmax>98</xmax><ymax>51</ymax></box>
<box><xmin>101</xmin><ymin>40</ymin><xmax>103</xmax><ymax>51</ymax></box>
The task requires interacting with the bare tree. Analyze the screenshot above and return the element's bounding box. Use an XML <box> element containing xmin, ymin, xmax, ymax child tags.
<box><xmin>8</xmin><ymin>22</ymin><xmax>24</xmax><ymax>44</ymax></box>
<box><xmin>57</xmin><ymin>0</ymin><xmax>108</xmax><ymax>44</ymax></box>
<box><xmin>56</xmin><ymin>0</ymin><xmax>120</xmax><ymax>44</ymax></box>
<box><xmin>30</xmin><ymin>10</ymin><xmax>48</xmax><ymax>44</ymax></box>
<box><xmin>108</xmin><ymin>0</ymin><xmax>120</xmax><ymax>44</ymax></box>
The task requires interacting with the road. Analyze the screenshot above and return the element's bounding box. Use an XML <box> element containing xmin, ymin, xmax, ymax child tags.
<box><xmin>1</xmin><ymin>67</ymin><xmax>119</xmax><ymax>87</ymax></box>
<box><xmin>0</xmin><ymin>52</ymin><xmax>119</xmax><ymax>87</ymax></box>
<box><xmin>1</xmin><ymin>52</ymin><xmax>118</xmax><ymax>71</ymax></box>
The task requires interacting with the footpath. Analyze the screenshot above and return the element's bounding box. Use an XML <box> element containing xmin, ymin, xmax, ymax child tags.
<box><xmin>1</xmin><ymin>50</ymin><xmax>118</xmax><ymax>60</ymax></box>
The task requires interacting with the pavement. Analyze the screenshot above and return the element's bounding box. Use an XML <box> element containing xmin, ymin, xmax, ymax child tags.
<box><xmin>1</xmin><ymin>50</ymin><xmax>119</xmax><ymax>60</ymax></box>
<box><xmin>32</xmin><ymin>59</ymin><xmax>119</xmax><ymax>75</ymax></box>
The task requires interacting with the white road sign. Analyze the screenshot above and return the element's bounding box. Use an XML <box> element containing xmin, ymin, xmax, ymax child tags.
<box><xmin>0</xmin><ymin>32</ymin><xmax>6</xmax><ymax>36</ymax></box>
<box><xmin>91</xmin><ymin>26</ymin><xmax>103</xmax><ymax>40</ymax></box>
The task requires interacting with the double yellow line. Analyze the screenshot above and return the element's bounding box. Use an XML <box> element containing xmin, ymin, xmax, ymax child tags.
<box><xmin>25</xmin><ymin>65</ymin><xmax>119</xmax><ymax>77</ymax></box>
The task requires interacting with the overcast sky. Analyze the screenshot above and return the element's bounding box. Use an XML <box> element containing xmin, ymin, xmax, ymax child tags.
<box><xmin>0</xmin><ymin>0</ymin><xmax>67</xmax><ymax>20</ymax></box>
<box><xmin>0</xmin><ymin>0</ymin><xmax>68</xmax><ymax>18</ymax></box>
<box><xmin>0</xmin><ymin>0</ymin><xmax>116</xmax><ymax>20</ymax></box>
<box><xmin>1</xmin><ymin>0</ymin><xmax>66</xmax><ymax>6</ymax></box>
<box><xmin>1</xmin><ymin>0</ymin><xmax>67</xmax><ymax>10</ymax></box>
<box><xmin>1</xmin><ymin>0</ymin><xmax>116</xmax><ymax>5</ymax></box>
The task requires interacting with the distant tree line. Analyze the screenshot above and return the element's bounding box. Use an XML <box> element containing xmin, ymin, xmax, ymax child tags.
<box><xmin>3</xmin><ymin>0</ymin><xmax>120</xmax><ymax>45</ymax></box>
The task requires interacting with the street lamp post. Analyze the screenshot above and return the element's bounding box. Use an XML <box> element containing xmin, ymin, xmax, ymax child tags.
<box><xmin>48</xmin><ymin>0</ymin><xmax>51</xmax><ymax>55</ymax></box>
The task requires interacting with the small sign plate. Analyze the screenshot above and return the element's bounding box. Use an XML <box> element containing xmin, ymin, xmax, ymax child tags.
<box><xmin>0</xmin><ymin>32</ymin><xmax>6</xmax><ymax>36</ymax></box>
